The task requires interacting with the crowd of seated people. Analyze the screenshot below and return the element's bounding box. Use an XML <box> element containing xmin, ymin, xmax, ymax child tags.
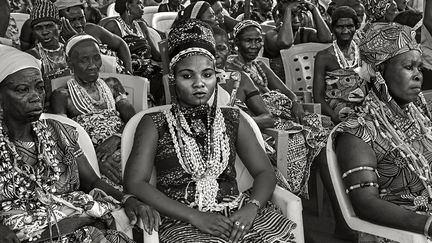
<box><xmin>1</xmin><ymin>0</ymin><xmax>432</xmax><ymax>242</ymax></box>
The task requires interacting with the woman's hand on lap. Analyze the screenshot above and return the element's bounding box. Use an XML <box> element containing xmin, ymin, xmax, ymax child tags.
<box><xmin>190</xmin><ymin>211</ymin><xmax>233</xmax><ymax>241</ymax></box>
<box><xmin>96</xmin><ymin>136</ymin><xmax>121</xmax><ymax>162</ymax></box>
<box><xmin>0</xmin><ymin>224</ymin><xmax>19</xmax><ymax>243</ymax></box>
<box><xmin>229</xmin><ymin>204</ymin><xmax>258</xmax><ymax>243</ymax></box>
<box><xmin>124</xmin><ymin>197</ymin><xmax>161</xmax><ymax>234</ymax></box>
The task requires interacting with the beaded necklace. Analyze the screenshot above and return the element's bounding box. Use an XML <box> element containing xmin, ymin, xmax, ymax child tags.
<box><xmin>164</xmin><ymin>105</ymin><xmax>240</xmax><ymax>212</ymax></box>
<box><xmin>36</xmin><ymin>42</ymin><xmax>67</xmax><ymax>76</ymax></box>
<box><xmin>67</xmin><ymin>78</ymin><xmax>116</xmax><ymax>114</ymax></box>
<box><xmin>232</xmin><ymin>56</ymin><xmax>268</xmax><ymax>89</ymax></box>
<box><xmin>364</xmin><ymin>91</ymin><xmax>432</xmax><ymax>198</ymax></box>
<box><xmin>332</xmin><ymin>40</ymin><xmax>360</xmax><ymax>70</ymax></box>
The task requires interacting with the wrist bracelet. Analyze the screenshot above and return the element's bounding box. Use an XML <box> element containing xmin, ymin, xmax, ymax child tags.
<box><xmin>247</xmin><ymin>199</ymin><xmax>262</xmax><ymax>209</ymax></box>
<box><xmin>121</xmin><ymin>194</ymin><xmax>137</xmax><ymax>205</ymax></box>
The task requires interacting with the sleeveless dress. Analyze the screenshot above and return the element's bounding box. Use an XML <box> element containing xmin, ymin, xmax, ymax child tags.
<box><xmin>146</xmin><ymin>106</ymin><xmax>296</xmax><ymax>243</ymax></box>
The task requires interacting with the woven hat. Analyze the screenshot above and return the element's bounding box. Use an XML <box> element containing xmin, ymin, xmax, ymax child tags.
<box><xmin>30</xmin><ymin>0</ymin><xmax>61</xmax><ymax>27</ymax></box>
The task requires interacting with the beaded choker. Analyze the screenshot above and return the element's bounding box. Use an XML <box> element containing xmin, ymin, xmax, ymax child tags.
<box><xmin>164</xmin><ymin>105</ymin><xmax>238</xmax><ymax>212</ymax></box>
<box><xmin>332</xmin><ymin>40</ymin><xmax>360</xmax><ymax>70</ymax></box>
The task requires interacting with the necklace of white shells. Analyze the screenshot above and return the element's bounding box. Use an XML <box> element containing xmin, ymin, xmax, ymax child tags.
<box><xmin>333</xmin><ymin>40</ymin><xmax>360</xmax><ymax>70</ymax></box>
<box><xmin>164</xmin><ymin>106</ymin><xmax>243</xmax><ymax>212</ymax></box>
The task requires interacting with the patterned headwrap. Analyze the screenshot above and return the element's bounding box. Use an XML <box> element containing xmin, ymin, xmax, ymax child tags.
<box><xmin>361</xmin><ymin>0</ymin><xmax>394</xmax><ymax>23</ymax></box>
<box><xmin>65</xmin><ymin>34</ymin><xmax>99</xmax><ymax>57</ymax></box>
<box><xmin>174</xmin><ymin>1</ymin><xmax>212</xmax><ymax>27</ymax></box>
<box><xmin>30</xmin><ymin>0</ymin><xmax>61</xmax><ymax>27</ymax></box>
<box><xmin>168</xmin><ymin>19</ymin><xmax>216</xmax><ymax>73</ymax></box>
<box><xmin>232</xmin><ymin>20</ymin><xmax>262</xmax><ymax>38</ymax></box>
<box><xmin>359</xmin><ymin>22</ymin><xmax>422</xmax><ymax>102</ymax></box>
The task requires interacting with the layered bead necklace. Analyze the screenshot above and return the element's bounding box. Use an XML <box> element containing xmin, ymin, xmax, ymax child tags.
<box><xmin>164</xmin><ymin>105</ymin><xmax>237</xmax><ymax>212</ymax></box>
<box><xmin>36</xmin><ymin>42</ymin><xmax>67</xmax><ymax>76</ymax></box>
<box><xmin>332</xmin><ymin>40</ymin><xmax>360</xmax><ymax>70</ymax></box>
<box><xmin>364</xmin><ymin>91</ymin><xmax>432</xmax><ymax>198</ymax></box>
<box><xmin>232</xmin><ymin>56</ymin><xmax>268</xmax><ymax>89</ymax></box>
<box><xmin>67</xmin><ymin>78</ymin><xmax>116</xmax><ymax>114</ymax></box>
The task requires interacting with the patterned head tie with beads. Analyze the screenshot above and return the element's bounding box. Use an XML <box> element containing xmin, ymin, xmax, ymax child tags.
<box><xmin>232</xmin><ymin>20</ymin><xmax>262</xmax><ymax>39</ymax></box>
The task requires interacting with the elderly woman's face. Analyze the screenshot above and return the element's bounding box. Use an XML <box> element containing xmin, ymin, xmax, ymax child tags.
<box><xmin>0</xmin><ymin>68</ymin><xmax>45</xmax><ymax>122</ymax></box>
<box><xmin>32</xmin><ymin>20</ymin><xmax>60</xmax><ymax>48</ymax></box>
<box><xmin>175</xmin><ymin>55</ymin><xmax>216</xmax><ymax>107</ymax></box>
<box><xmin>128</xmin><ymin>0</ymin><xmax>144</xmax><ymax>20</ymax></box>
<box><xmin>383</xmin><ymin>50</ymin><xmax>423</xmax><ymax>106</ymax></box>
<box><xmin>68</xmin><ymin>41</ymin><xmax>102</xmax><ymax>83</ymax></box>
<box><xmin>236</xmin><ymin>27</ymin><xmax>263</xmax><ymax>62</ymax></box>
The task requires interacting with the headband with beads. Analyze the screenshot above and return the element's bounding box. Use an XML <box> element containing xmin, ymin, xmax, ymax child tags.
<box><xmin>169</xmin><ymin>47</ymin><xmax>216</xmax><ymax>75</ymax></box>
<box><xmin>233</xmin><ymin>20</ymin><xmax>262</xmax><ymax>38</ymax></box>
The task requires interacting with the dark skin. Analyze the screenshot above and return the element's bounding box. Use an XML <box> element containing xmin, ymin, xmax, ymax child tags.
<box><xmin>264</xmin><ymin>0</ymin><xmax>332</xmax><ymax>58</ymax></box>
<box><xmin>335</xmin><ymin>50</ymin><xmax>428</xmax><ymax>235</ymax></box>
<box><xmin>124</xmin><ymin>55</ymin><xmax>276</xmax><ymax>243</ymax></box>
<box><xmin>103</xmin><ymin>0</ymin><xmax>161</xmax><ymax>62</ymax></box>
<box><xmin>0</xmin><ymin>68</ymin><xmax>159</xmax><ymax>243</ymax></box>
<box><xmin>50</xmin><ymin>41</ymin><xmax>136</xmax><ymax>184</ymax></box>
<box><xmin>59</xmin><ymin>6</ymin><xmax>133</xmax><ymax>73</ymax></box>
<box><xmin>313</xmin><ymin>17</ymin><xmax>358</xmax><ymax>124</ymax></box>
<box><xmin>214</xmin><ymin>33</ymin><xmax>274</xmax><ymax>129</ymax></box>
<box><xmin>0</xmin><ymin>0</ymin><xmax>10</xmax><ymax>37</ymax></box>
<box><xmin>425</xmin><ymin>0</ymin><xmax>432</xmax><ymax>35</ymax></box>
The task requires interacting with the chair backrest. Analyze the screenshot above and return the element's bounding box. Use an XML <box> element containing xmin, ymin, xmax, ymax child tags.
<box><xmin>51</xmin><ymin>73</ymin><xmax>149</xmax><ymax>112</ymax></box>
<box><xmin>121</xmin><ymin>105</ymin><xmax>264</xmax><ymax>192</ymax></box>
<box><xmin>151</xmin><ymin>12</ymin><xmax>177</xmax><ymax>35</ymax></box>
<box><xmin>10</xmin><ymin>13</ymin><xmax>30</xmax><ymax>37</ymax></box>
<box><xmin>40</xmin><ymin>113</ymin><xmax>100</xmax><ymax>176</ymax></box>
<box><xmin>143</xmin><ymin>6</ymin><xmax>160</xmax><ymax>25</ymax></box>
<box><xmin>107</xmin><ymin>3</ymin><xmax>120</xmax><ymax>17</ymax></box>
<box><xmin>280</xmin><ymin>43</ymin><xmax>331</xmax><ymax>93</ymax></box>
<box><xmin>326</xmin><ymin>127</ymin><xmax>427</xmax><ymax>243</ymax></box>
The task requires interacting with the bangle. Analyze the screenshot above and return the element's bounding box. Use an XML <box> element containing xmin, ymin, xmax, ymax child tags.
<box><xmin>247</xmin><ymin>199</ymin><xmax>262</xmax><ymax>209</ymax></box>
<box><xmin>424</xmin><ymin>215</ymin><xmax>432</xmax><ymax>238</ymax></box>
<box><xmin>121</xmin><ymin>194</ymin><xmax>136</xmax><ymax>205</ymax></box>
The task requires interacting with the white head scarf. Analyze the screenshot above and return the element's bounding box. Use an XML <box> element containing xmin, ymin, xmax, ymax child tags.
<box><xmin>0</xmin><ymin>45</ymin><xmax>41</xmax><ymax>83</ymax></box>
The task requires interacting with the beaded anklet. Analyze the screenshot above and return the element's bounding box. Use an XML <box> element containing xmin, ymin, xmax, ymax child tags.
<box><xmin>342</xmin><ymin>166</ymin><xmax>378</xmax><ymax>179</ymax></box>
<box><xmin>345</xmin><ymin>182</ymin><xmax>379</xmax><ymax>193</ymax></box>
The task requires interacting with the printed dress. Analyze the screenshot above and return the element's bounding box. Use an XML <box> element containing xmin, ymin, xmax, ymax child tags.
<box><xmin>146</xmin><ymin>106</ymin><xmax>296</xmax><ymax>243</ymax></box>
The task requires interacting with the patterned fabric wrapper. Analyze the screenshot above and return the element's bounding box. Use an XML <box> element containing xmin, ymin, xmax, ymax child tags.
<box><xmin>360</xmin><ymin>0</ymin><xmax>393</xmax><ymax>23</ymax></box>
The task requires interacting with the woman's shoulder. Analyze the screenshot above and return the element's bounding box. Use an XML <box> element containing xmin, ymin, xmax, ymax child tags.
<box><xmin>43</xmin><ymin>118</ymin><xmax>80</xmax><ymax>145</ymax></box>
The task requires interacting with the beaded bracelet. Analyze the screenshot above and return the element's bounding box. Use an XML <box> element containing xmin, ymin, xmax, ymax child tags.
<box><xmin>115</xmin><ymin>93</ymin><xmax>128</xmax><ymax>103</ymax></box>
<box><xmin>345</xmin><ymin>182</ymin><xmax>379</xmax><ymax>194</ymax></box>
<box><xmin>424</xmin><ymin>215</ymin><xmax>432</xmax><ymax>239</ymax></box>
<box><xmin>342</xmin><ymin>166</ymin><xmax>378</xmax><ymax>179</ymax></box>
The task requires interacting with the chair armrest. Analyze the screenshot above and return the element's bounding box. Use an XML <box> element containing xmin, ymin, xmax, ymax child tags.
<box><xmin>301</xmin><ymin>103</ymin><xmax>321</xmax><ymax>114</ymax></box>
<box><xmin>294</xmin><ymin>91</ymin><xmax>313</xmax><ymax>103</ymax></box>
<box><xmin>272</xmin><ymin>186</ymin><xmax>305</xmax><ymax>243</ymax></box>
<box><xmin>263</xmin><ymin>128</ymin><xmax>289</xmax><ymax>179</ymax></box>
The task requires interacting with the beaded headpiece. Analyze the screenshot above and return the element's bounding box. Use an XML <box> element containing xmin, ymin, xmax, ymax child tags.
<box><xmin>31</xmin><ymin>0</ymin><xmax>61</xmax><ymax>26</ymax></box>
<box><xmin>232</xmin><ymin>20</ymin><xmax>262</xmax><ymax>38</ymax></box>
<box><xmin>65</xmin><ymin>34</ymin><xmax>99</xmax><ymax>57</ymax></box>
<box><xmin>360</xmin><ymin>0</ymin><xmax>393</xmax><ymax>23</ymax></box>
<box><xmin>168</xmin><ymin>19</ymin><xmax>216</xmax><ymax>74</ymax></box>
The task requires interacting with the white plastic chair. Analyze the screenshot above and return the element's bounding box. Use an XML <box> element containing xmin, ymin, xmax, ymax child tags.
<box><xmin>280</xmin><ymin>43</ymin><xmax>331</xmax><ymax>95</ymax></box>
<box><xmin>326</xmin><ymin>127</ymin><xmax>429</xmax><ymax>243</ymax></box>
<box><xmin>10</xmin><ymin>13</ymin><xmax>30</xmax><ymax>37</ymax></box>
<box><xmin>151</xmin><ymin>12</ymin><xmax>177</xmax><ymax>35</ymax></box>
<box><xmin>107</xmin><ymin>3</ymin><xmax>120</xmax><ymax>17</ymax></box>
<box><xmin>121</xmin><ymin>105</ymin><xmax>305</xmax><ymax>243</ymax></box>
<box><xmin>51</xmin><ymin>73</ymin><xmax>149</xmax><ymax>112</ymax></box>
<box><xmin>40</xmin><ymin>113</ymin><xmax>100</xmax><ymax>177</ymax></box>
<box><xmin>143</xmin><ymin>6</ymin><xmax>159</xmax><ymax>25</ymax></box>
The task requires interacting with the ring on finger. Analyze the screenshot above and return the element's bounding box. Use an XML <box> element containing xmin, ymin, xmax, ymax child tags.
<box><xmin>235</xmin><ymin>221</ymin><xmax>240</xmax><ymax>226</ymax></box>
<box><xmin>240</xmin><ymin>225</ymin><xmax>245</xmax><ymax>230</ymax></box>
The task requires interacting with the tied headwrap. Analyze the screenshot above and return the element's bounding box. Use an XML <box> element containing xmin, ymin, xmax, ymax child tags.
<box><xmin>0</xmin><ymin>45</ymin><xmax>41</xmax><ymax>82</ymax></box>
<box><xmin>175</xmin><ymin>1</ymin><xmax>211</xmax><ymax>26</ymax></box>
<box><xmin>361</xmin><ymin>0</ymin><xmax>394</xmax><ymax>23</ymax></box>
<box><xmin>232</xmin><ymin>20</ymin><xmax>262</xmax><ymax>38</ymax></box>
<box><xmin>30</xmin><ymin>0</ymin><xmax>61</xmax><ymax>26</ymax></box>
<box><xmin>65</xmin><ymin>34</ymin><xmax>99</xmax><ymax>57</ymax></box>
<box><xmin>359</xmin><ymin>22</ymin><xmax>422</xmax><ymax>102</ymax></box>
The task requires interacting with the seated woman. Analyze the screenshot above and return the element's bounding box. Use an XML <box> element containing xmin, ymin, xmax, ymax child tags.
<box><xmin>333</xmin><ymin>23</ymin><xmax>430</xmax><ymax>242</ymax></box>
<box><xmin>124</xmin><ymin>19</ymin><xmax>296</xmax><ymax>243</ymax></box>
<box><xmin>313</xmin><ymin>6</ymin><xmax>367</xmax><ymax>125</ymax></box>
<box><xmin>102</xmin><ymin>0</ymin><xmax>164</xmax><ymax>104</ymax></box>
<box><xmin>0</xmin><ymin>45</ymin><xmax>158</xmax><ymax>243</ymax></box>
<box><xmin>264</xmin><ymin>0</ymin><xmax>332</xmax><ymax>81</ymax></box>
<box><xmin>222</xmin><ymin>22</ymin><xmax>328</xmax><ymax>196</ymax></box>
<box><xmin>51</xmin><ymin>34</ymin><xmax>136</xmax><ymax>187</ymax></box>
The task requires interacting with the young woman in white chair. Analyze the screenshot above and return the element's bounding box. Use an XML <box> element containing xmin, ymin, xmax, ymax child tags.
<box><xmin>123</xmin><ymin>19</ymin><xmax>296</xmax><ymax>243</ymax></box>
